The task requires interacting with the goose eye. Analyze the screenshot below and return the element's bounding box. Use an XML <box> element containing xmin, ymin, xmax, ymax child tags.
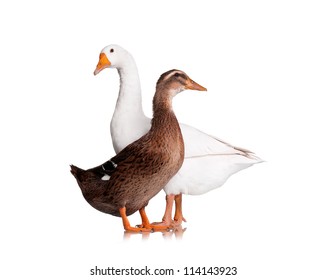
<box><xmin>110</xmin><ymin>48</ymin><xmax>114</xmax><ymax>53</ymax></box>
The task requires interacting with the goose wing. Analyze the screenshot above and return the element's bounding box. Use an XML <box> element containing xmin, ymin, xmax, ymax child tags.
<box><xmin>180</xmin><ymin>123</ymin><xmax>261</xmax><ymax>161</ymax></box>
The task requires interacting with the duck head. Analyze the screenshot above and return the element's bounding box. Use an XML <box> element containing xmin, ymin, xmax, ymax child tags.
<box><xmin>94</xmin><ymin>44</ymin><xmax>131</xmax><ymax>75</ymax></box>
<box><xmin>156</xmin><ymin>69</ymin><xmax>207</xmax><ymax>96</ymax></box>
<box><xmin>152</xmin><ymin>70</ymin><xmax>206</xmax><ymax>110</ymax></box>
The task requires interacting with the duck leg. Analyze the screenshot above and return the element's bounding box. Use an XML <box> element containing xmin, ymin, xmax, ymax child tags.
<box><xmin>173</xmin><ymin>194</ymin><xmax>187</xmax><ymax>226</ymax></box>
<box><xmin>151</xmin><ymin>194</ymin><xmax>175</xmax><ymax>228</ymax></box>
<box><xmin>119</xmin><ymin>207</ymin><xmax>151</xmax><ymax>232</ymax></box>
<box><xmin>136</xmin><ymin>207</ymin><xmax>170</xmax><ymax>231</ymax></box>
<box><xmin>139</xmin><ymin>207</ymin><xmax>151</xmax><ymax>228</ymax></box>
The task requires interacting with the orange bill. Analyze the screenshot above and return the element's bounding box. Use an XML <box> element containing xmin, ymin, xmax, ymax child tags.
<box><xmin>185</xmin><ymin>78</ymin><xmax>207</xmax><ymax>91</ymax></box>
<box><xmin>94</xmin><ymin>53</ymin><xmax>111</xmax><ymax>75</ymax></box>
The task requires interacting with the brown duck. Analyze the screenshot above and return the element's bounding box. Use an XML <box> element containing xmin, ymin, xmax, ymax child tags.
<box><xmin>70</xmin><ymin>69</ymin><xmax>206</xmax><ymax>232</ymax></box>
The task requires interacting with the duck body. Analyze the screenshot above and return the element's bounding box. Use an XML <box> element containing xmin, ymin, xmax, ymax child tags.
<box><xmin>71</xmin><ymin>108</ymin><xmax>184</xmax><ymax>217</ymax></box>
<box><xmin>72</xmin><ymin>68</ymin><xmax>206</xmax><ymax>231</ymax></box>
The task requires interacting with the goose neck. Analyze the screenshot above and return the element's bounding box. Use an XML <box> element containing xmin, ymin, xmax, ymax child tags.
<box><xmin>115</xmin><ymin>63</ymin><xmax>144</xmax><ymax>116</ymax></box>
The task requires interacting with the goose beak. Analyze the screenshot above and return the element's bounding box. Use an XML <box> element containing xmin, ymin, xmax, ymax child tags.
<box><xmin>94</xmin><ymin>53</ymin><xmax>111</xmax><ymax>75</ymax></box>
<box><xmin>185</xmin><ymin>78</ymin><xmax>207</xmax><ymax>91</ymax></box>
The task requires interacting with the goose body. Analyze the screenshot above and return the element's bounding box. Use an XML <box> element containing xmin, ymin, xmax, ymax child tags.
<box><xmin>71</xmin><ymin>69</ymin><xmax>206</xmax><ymax>231</ymax></box>
<box><xmin>94</xmin><ymin>45</ymin><xmax>262</xmax><ymax>226</ymax></box>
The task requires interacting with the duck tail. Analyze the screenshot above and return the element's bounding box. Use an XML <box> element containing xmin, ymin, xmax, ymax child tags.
<box><xmin>70</xmin><ymin>164</ymin><xmax>85</xmax><ymax>182</ymax></box>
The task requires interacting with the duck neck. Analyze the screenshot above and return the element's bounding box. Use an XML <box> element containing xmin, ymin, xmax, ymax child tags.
<box><xmin>153</xmin><ymin>92</ymin><xmax>173</xmax><ymax>113</ymax></box>
<box><xmin>151</xmin><ymin>90</ymin><xmax>176</xmax><ymax>130</ymax></box>
<box><xmin>115</xmin><ymin>58</ymin><xmax>145</xmax><ymax>118</ymax></box>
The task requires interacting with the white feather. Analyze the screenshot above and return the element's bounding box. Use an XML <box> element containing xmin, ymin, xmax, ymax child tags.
<box><xmin>101</xmin><ymin>175</ymin><xmax>110</xmax><ymax>181</ymax></box>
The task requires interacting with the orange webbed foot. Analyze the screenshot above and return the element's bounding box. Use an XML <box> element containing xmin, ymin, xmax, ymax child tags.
<box><xmin>123</xmin><ymin>225</ymin><xmax>152</xmax><ymax>233</ymax></box>
<box><xmin>120</xmin><ymin>207</ymin><xmax>152</xmax><ymax>233</ymax></box>
<box><xmin>150</xmin><ymin>221</ymin><xmax>173</xmax><ymax>231</ymax></box>
<box><xmin>173</xmin><ymin>214</ymin><xmax>187</xmax><ymax>226</ymax></box>
<box><xmin>149</xmin><ymin>194</ymin><xmax>176</xmax><ymax>230</ymax></box>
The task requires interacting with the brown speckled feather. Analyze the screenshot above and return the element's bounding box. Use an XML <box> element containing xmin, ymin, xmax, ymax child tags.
<box><xmin>71</xmin><ymin>70</ymin><xmax>185</xmax><ymax>217</ymax></box>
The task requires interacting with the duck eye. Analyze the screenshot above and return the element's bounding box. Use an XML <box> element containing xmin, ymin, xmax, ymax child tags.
<box><xmin>110</xmin><ymin>48</ymin><xmax>114</xmax><ymax>53</ymax></box>
<box><xmin>174</xmin><ymin>73</ymin><xmax>180</xmax><ymax>77</ymax></box>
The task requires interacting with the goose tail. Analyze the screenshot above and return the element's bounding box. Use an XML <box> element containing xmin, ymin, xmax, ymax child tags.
<box><xmin>245</xmin><ymin>152</ymin><xmax>264</xmax><ymax>164</ymax></box>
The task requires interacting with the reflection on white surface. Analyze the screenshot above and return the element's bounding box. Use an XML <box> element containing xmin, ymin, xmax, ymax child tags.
<box><xmin>123</xmin><ymin>225</ymin><xmax>187</xmax><ymax>241</ymax></box>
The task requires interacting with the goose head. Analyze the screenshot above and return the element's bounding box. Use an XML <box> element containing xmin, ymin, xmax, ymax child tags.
<box><xmin>94</xmin><ymin>44</ymin><xmax>132</xmax><ymax>75</ymax></box>
<box><xmin>156</xmin><ymin>69</ymin><xmax>207</xmax><ymax>97</ymax></box>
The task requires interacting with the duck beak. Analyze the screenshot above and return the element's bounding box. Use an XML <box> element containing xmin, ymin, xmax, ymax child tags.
<box><xmin>94</xmin><ymin>53</ymin><xmax>111</xmax><ymax>75</ymax></box>
<box><xmin>185</xmin><ymin>78</ymin><xmax>207</xmax><ymax>91</ymax></box>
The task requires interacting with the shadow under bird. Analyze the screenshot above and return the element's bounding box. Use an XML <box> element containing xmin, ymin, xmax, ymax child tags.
<box><xmin>70</xmin><ymin>69</ymin><xmax>206</xmax><ymax>232</ymax></box>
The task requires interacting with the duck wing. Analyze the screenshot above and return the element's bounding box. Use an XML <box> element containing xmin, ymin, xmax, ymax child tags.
<box><xmin>109</xmin><ymin>132</ymin><xmax>152</xmax><ymax>163</ymax></box>
<box><xmin>71</xmin><ymin>133</ymin><xmax>150</xmax><ymax>185</ymax></box>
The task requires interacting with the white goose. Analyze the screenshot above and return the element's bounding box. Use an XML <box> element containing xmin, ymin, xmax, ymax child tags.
<box><xmin>94</xmin><ymin>44</ymin><xmax>262</xmax><ymax>227</ymax></box>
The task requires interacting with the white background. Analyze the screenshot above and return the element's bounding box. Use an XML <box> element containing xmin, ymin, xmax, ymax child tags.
<box><xmin>1</xmin><ymin>1</ymin><xmax>326</xmax><ymax>279</ymax></box>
